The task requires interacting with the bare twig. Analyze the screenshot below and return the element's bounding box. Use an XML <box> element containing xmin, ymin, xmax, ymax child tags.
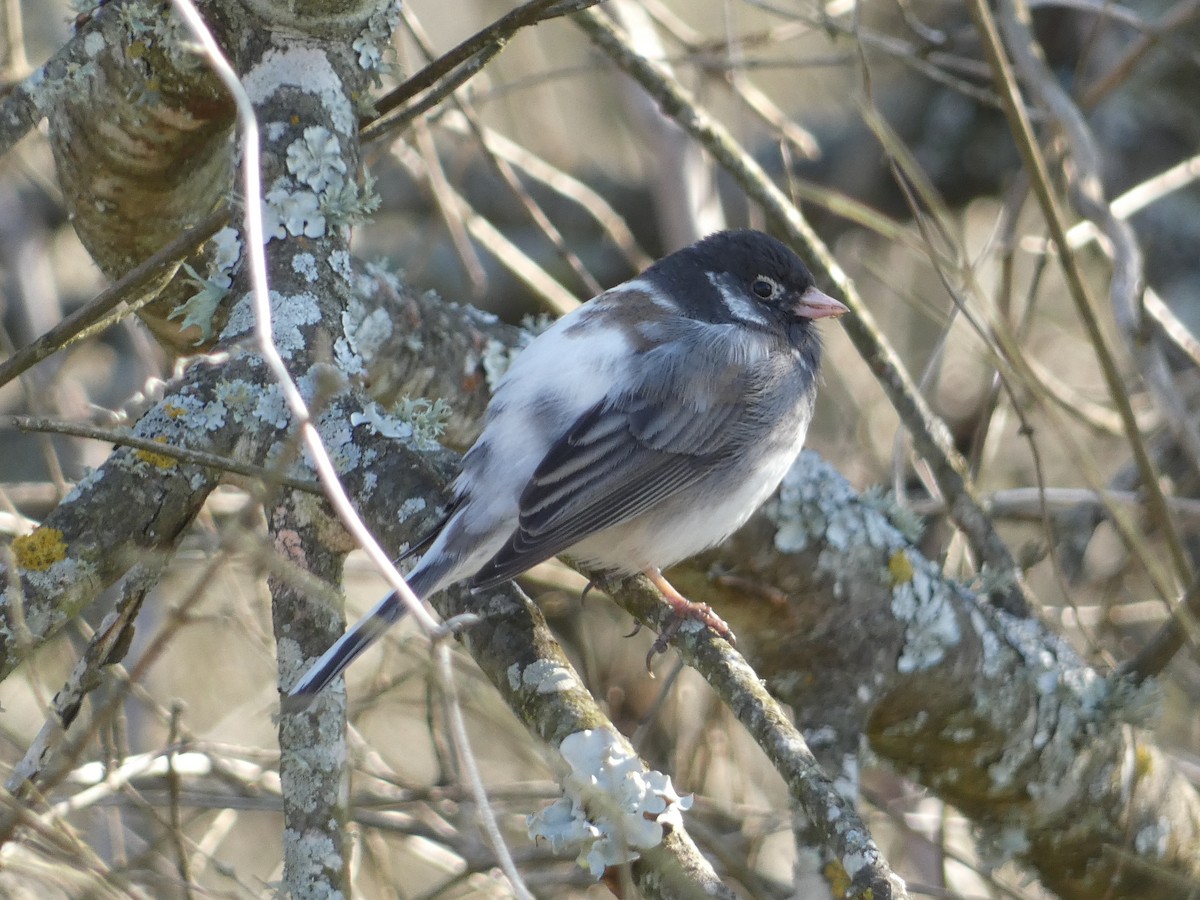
<box><xmin>608</xmin><ymin>0</ymin><xmax>725</xmax><ymax>247</ymax></box>
<box><xmin>1078</xmin><ymin>0</ymin><xmax>1200</xmax><ymax>107</ymax></box>
<box><xmin>0</xmin><ymin>206</ymin><xmax>228</xmax><ymax>391</ymax></box>
<box><xmin>440</xmin><ymin>112</ymin><xmax>653</xmax><ymax>270</ymax></box>
<box><xmin>988</xmin><ymin>0</ymin><xmax>1195</xmax><ymax>569</ymax></box>
<box><xmin>6</xmin><ymin>561</ymin><xmax>165</xmax><ymax>794</ymax></box>
<box><xmin>975</xmin><ymin>0</ymin><xmax>1198</xmax><ymax>678</ymax></box>
<box><xmin>391</xmin><ymin>140</ymin><xmax>581</xmax><ymax>314</ymax></box>
<box><xmin>363</xmin><ymin>0</ymin><xmax>605</xmax><ymax>144</ymax></box>
<box><xmin>401</xmin><ymin>6</ymin><xmax>604</xmax><ymax>297</ymax></box>
<box><xmin>7</xmin><ymin>415</ymin><xmax>320</xmax><ymax>495</ymax></box>
<box><xmin>973</xmin><ymin>487</ymin><xmax>1200</xmax><ymax>526</ymax></box>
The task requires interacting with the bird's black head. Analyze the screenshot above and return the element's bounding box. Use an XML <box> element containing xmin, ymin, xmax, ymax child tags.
<box><xmin>650</xmin><ymin>231</ymin><xmax>848</xmax><ymax>341</ymax></box>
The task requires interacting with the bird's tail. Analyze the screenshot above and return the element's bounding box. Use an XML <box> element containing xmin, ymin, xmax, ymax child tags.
<box><xmin>282</xmin><ymin>555</ymin><xmax>453</xmax><ymax>712</ymax></box>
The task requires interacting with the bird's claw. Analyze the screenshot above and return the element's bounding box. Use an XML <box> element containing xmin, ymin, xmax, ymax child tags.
<box><xmin>433</xmin><ymin>613</ymin><xmax>481</xmax><ymax>641</ymax></box>
<box><xmin>580</xmin><ymin>580</ymin><xmax>598</xmax><ymax>606</ymax></box>
<box><xmin>642</xmin><ymin>598</ymin><xmax>736</xmax><ymax>673</ymax></box>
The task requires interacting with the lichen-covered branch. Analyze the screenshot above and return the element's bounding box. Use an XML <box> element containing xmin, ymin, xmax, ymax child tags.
<box><xmin>597</xmin><ymin>571</ymin><xmax>909</xmax><ymax>900</ymax></box>
<box><xmin>668</xmin><ymin>452</ymin><xmax>1200</xmax><ymax>899</ymax></box>
<box><xmin>0</xmin><ymin>284</ymin><xmax>526</xmax><ymax>688</ymax></box>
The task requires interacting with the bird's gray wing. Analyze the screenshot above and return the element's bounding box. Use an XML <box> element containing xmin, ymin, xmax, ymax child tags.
<box><xmin>470</xmin><ymin>364</ymin><xmax>753</xmax><ymax>589</ymax></box>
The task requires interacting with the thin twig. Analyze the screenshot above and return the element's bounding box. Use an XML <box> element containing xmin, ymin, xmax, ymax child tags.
<box><xmin>391</xmin><ymin>140</ymin><xmax>581</xmax><ymax>314</ymax></box>
<box><xmin>1019</xmin><ymin>2</ymin><xmax>1200</xmax><ymax>479</ymax></box>
<box><xmin>913</xmin><ymin>487</ymin><xmax>1200</xmax><ymax>526</ymax></box>
<box><xmin>975</xmin><ymin>1</ymin><xmax>1198</xmax><ymax>677</ymax></box>
<box><xmin>1078</xmin><ymin>0</ymin><xmax>1200</xmax><ymax>107</ymax></box>
<box><xmin>412</xmin><ymin>117</ymin><xmax>488</xmax><ymax>295</ymax></box>
<box><xmin>0</xmin><ymin>206</ymin><xmax>228</xmax><ymax>391</ymax></box>
<box><xmin>166</xmin><ymin>703</ymin><xmax>196</xmax><ymax>900</ymax></box>
<box><xmin>435</xmin><ymin>642</ymin><xmax>534</xmax><ymax>900</ymax></box>
<box><xmin>7</xmin><ymin>415</ymin><xmax>320</xmax><ymax>495</ymax></box>
<box><xmin>440</xmin><ymin>112</ymin><xmax>652</xmax><ymax>270</ymax></box>
<box><xmin>401</xmin><ymin>4</ymin><xmax>603</xmax><ymax>296</ymax></box>
<box><xmin>6</xmin><ymin>561</ymin><xmax>166</xmax><ymax>794</ymax></box>
<box><xmin>363</xmin><ymin>0</ymin><xmax>604</xmax><ymax>143</ymax></box>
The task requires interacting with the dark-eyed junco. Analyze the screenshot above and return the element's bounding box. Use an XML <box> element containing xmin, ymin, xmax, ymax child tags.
<box><xmin>287</xmin><ymin>229</ymin><xmax>847</xmax><ymax>703</ymax></box>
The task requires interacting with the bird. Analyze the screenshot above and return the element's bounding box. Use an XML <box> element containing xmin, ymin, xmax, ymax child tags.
<box><xmin>286</xmin><ymin>229</ymin><xmax>848</xmax><ymax>705</ymax></box>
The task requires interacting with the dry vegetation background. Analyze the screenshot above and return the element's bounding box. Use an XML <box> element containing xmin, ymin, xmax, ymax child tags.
<box><xmin>0</xmin><ymin>0</ymin><xmax>1199</xmax><ymax>897</ymax></box>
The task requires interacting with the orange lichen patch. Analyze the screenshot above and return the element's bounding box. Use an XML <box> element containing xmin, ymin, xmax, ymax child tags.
<box><xmin>823</xmin><ymin>859</ymin><xmax>853</xmax><ymax>898</ymax></box>
<box><xmin>888</xmin><ymin>549</ymin><xmax>914</xmax><ymax>585</ymax></box>
<box><xmin>1136</xmin><ymin>743</ymin><xmax>1153</xmax><ymax>779</ymax></box>
<box><xmin>163</xmin><ymin>403</ymin><xmax>187</xmax><ymax>419</ymax></box>
<box><xmin>135</xmin><ymin>437</ymin><xmax>178</xmax><ymax>469</ymax></box>
<box><xmin>12</xmin><ymin>527</ymin><xmax>67</xmax><ymax>571</ymax></box>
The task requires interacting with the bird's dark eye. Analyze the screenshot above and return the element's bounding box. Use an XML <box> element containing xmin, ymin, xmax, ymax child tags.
<box><xmin>752</xmin><ymin>276</ymin><xmax>779</xmax><ymax>300</ymax></box>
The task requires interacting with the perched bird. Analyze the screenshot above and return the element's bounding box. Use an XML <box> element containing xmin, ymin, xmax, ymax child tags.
<box><xmin>287</xmin><ymin>230</ymin><xmax>847</xmax><ymax>704</ymax></box>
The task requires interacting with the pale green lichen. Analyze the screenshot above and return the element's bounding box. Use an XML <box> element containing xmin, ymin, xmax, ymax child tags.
<box><xmin>242</xmin><ymin>45</ymin><xmax>356</xmax><ymax>136</ymax></box>
<box><xmin>521</xmin><ymin>659</ymin><xmax>578</xmax><ymax>694</ymax></box>
<box><xmin>351</xmin><ymin>399</ymin><xmax>448</xmax><ymax>451</ymax></box>
<box><xmin>974</xmin><ymin>609</ymin><xmax>1160</xmax><ymax>802</ymax></box>
<box><xmin>480</xmin><ymin>337</ymin><xmax>525</xmax><ymax>392</ymax></box>
<box><xmin>890</xmin><ymin>566</ymin><xmax>960</xmax><ymax>673</ymax></box>
<box><xmin>286</xmin><ymin>126</ymin><xmax>346</xmax><ymax>193</ymax></box>
<box><xmin>213</xmin><ymin>379</ymin><xmax>257</xmax><ymax>424</ymax></box>
<box><xmin>220</xmin><ymin>291</ymin><xmax>322</xmax><ymax>357</ymax></box>
<box><xmin>336</xmin><ymin>295</ymin><xmax>393</xmax><ymax>376</ymax></box>
<box><xmin>319</xmin><ymin>169</ymin><xmax>380</xmax><ymax>228</ymax></box>
<box><xmin>18</xmin><ymin>555</ymin><xmax>95</xmax><ymax>605</ymax></box>
<box><xmin>354</xmin><ymin>0</ymin><xmax>402</xmax><ymax>79</ymax></box>
<box><xmin>360</xmin><ymin>471</ymin><xmax>378</xmax><ymax>498</ymax></box>
<box><xmin>263</xmin><ymin>186</ymin><xmax>325</xmax><ymax>240</ymax></box>
<box><xmin>169</xmin><ymin>225</ymin><xmax>242</xmax><ymax>341</ymax></box>
<box><xmin>397</xmin><ymin>497</ymin><xmax>426</xmax><ymax>522</ymax></box>
<box><xmin>170</xmin><ymin>264</ymin><xmax>230</xmax><ymax>343</ymax></box>
<box><xmin>292</xmin><ymin>252</ymin><xmax>319</xmax><ymax>283</ymax></box>
<box><xmin>1134</xmin><ymin>817</ymin><xmax>1171</xmax><ymax>857</ymax></box>
<box><xmin>61</xmin><ymin>466</ymin><xmax>104</xmax><ymax>505</ymax></box>
<box><xmin>82</xmin><ymin>31</ymin><xmax>106</xmax><ymax>57</ymax></box>
<box><xmin>860</xmin><ymin>486</ymin><xmax>925</xmax><ymax>543</ymax></box>
<box><xmin>520</xmin><ymin>312</ymin><xmax>556</xmax><ymax>335</ymax></box>
<box><xmin>331</xmin><ymin>250</ymin><xmax>355</xmax><ymax>284</ymax></box>
<box><xmin>254</xmin><ymin>384</ymin><xmax>290</xmax><ymax>430</ymax></box>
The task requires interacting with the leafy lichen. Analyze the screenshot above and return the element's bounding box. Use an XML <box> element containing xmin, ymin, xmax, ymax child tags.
<box><xmin>527</xmin><ymin>729</ymin><xmax>692</xmax><ymax>878</ymax></box>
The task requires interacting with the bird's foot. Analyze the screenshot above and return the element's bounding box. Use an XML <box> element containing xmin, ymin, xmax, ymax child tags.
<box><xmin>643</xmin><ymin>569</ymin><xmax>735</xmax><ymax>670</ymax></box>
